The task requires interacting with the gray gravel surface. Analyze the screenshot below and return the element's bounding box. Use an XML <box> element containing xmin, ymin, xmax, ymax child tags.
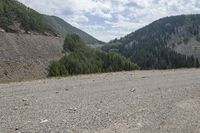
<box><xmin>0</xmin><ymin>69</ymin><xmax>200</xmax><ymax>133</ymax></box>
<box><xmin>0</xmin><ymin>32</ymin><xmax>64</xmax><ymax>81</ymax></box>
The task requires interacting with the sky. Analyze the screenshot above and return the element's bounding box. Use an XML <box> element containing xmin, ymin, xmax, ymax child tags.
<box><xmin>18</xmin><ymin>0</ymin><xmax>200</xmax><ymax>42</ymax></box>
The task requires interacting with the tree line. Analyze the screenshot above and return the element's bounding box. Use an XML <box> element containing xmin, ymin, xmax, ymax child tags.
<box><xmin>49</xmin><ymin>34</ymin><xmax>139</xmax><ymax>77</ymax></box>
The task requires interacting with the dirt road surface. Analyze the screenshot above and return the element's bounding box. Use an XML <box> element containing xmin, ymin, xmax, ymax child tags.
<box><xmin>0</xmin><ymin>69</ymin><xmax>200</xmax><ymax>133</ymax></box>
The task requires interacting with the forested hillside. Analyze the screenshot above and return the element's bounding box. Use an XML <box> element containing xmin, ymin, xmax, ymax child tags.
<box><xmin>49</xmin><ymin>34</ymin><xmax>139</xmax><ymax>76</ymax></box>
<box><xmin>0</xmin><ymin>0</ymin><xmax>103</xmax><ymax>44</ymax></box>
<box><xmin>103</xmin><ymin>15</ymin><xmax>200</xmax><ymax>69</ymax></box>
<box><xmin>0</xmin><ymin>0</ymin><xmax>55</xmax><ymax>34</ymax></box>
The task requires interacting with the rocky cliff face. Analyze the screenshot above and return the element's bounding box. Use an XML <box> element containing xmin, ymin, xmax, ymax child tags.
<box><xmin>0</xmin><ymin>33</ymin><xmax>64</xmax><ymax>81</ymax></box>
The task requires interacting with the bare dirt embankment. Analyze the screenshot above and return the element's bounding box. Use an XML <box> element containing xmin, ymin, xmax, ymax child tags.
<box><xmin>0</xmin><ymin>33</ymin><xmax>64</xmax><ymax>81</ymax></box>
<box><xmin>0</xmin><ymin>69</ymin><xmax>200</xmax><ymax>133</ymax></box>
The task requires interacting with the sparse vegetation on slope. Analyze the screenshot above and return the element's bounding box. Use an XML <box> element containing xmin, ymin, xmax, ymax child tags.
<box><xmin>49</xmin><ymin>34</ymin><xmax>139</xmax><ymax>77</ymax></box>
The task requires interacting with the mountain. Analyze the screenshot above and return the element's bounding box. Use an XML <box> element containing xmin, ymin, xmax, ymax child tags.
<box><xmin>0</xmin><ymin>0</ymin><xmax>56</xmax><ymax>35</ymax></box>
<box><xmin>103</xmin><ymin>14</ymin><xmax>200</xmax><ymax>69</ymax></box>
<box><xmin>0</xmin><ymin>0</ymin><xmax>103</xmax><ymax>44</ymax></box>
<box><xmin>44</xmin><ymin>15</ymin><xmax>104</xmax><ymax>45</ymax></box>
<box><xmin>0</xmin><ymin>0</ymin><xmax>103</xmax><ymax>81</ymax></box>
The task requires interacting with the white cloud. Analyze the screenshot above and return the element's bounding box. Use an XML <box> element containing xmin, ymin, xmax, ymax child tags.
<box><xmin>18</xmin><ymin>0</ymin><xmax>200</xmax><ymax>42</ymax></box>
<box><xmin>91</xmin><ymin>9</ymin><xmax>112</xmax><ymax>19</ymax></box>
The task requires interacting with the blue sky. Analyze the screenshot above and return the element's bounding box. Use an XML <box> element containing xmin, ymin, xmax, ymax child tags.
<box><xmin>18</xmin><ymin>0</ymin><xmax>200</xmax><ymax>42</ymax></box>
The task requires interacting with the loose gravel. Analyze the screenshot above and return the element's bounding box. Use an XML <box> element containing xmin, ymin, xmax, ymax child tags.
<box><xmin>0</xmin><ymin>69</ymin><xmax>200</xmax><ymax>133</ymax></box>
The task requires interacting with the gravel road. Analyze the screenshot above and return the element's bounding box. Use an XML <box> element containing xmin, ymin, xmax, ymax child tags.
<box><xmin>0</xmin><ymin>69</ymin><xmax>200</xmax><ymax>133</ymax></box>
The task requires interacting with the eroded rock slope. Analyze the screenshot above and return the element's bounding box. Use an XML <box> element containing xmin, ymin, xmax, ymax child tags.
<box><xmin>0</xmin><ymin>33</ymin><xmax>64</xmax><ymax>81</ymax></box>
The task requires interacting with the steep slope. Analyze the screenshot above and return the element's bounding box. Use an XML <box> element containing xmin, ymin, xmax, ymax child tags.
<box><xmin>0</xmin><ymin>0</ymin><xmax>103</xmax><ymax>44</ymax></box>
<box><xmin>0</xmin><ymin>0</ymin><xmax>56</xmax><ymax>35</ymax></box>
<box><xmin>0</xmin><ymin>33</ymin><xmax>64</xmax><ymax>81</ymax></box>
<box><xmin>45</xmin><ymin>15</ymin><xmax>104</xmax><ymax>45</ymax></box>
<box><xmin>103</xmin><ymin>14</ymin><xmax>200</xmax><ymax>69</ymax></box>
<box><xmin>0</xmin><ymin>0</ymin><xmax>104</xmax><ymax>81</ymax></box>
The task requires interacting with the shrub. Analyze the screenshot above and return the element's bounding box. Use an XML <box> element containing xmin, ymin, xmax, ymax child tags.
<box><xmin>49</xmin><ymin>34</ymin><xmax>139</xmax><ymax>77</ymax></box>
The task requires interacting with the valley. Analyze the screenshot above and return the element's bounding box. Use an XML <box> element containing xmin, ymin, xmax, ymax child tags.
<box><xmin>1</xmin><ymin>1</ymin><xmax>200</xmax><ymax>133</ymax></box>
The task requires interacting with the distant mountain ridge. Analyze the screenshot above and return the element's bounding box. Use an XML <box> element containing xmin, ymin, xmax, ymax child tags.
<box><xmin>0</xmin><ymin>0</ymin><xmax>103</xmax><ymax>44</ymax></box>
<box><xmin>103</xmin><ymin>14</ymin><xmax>200</xmax><ymax>69</ymax></box>
<box><xmin>44</xmin><ymin>15</ymin><xmax>104</xmax><ymax>44</ymax></box>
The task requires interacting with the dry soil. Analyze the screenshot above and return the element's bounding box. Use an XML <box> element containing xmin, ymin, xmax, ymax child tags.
<box><xmin>0</xmin><ymin>69</ymin><xmax>200</xmax><ymax>133</ymax></box>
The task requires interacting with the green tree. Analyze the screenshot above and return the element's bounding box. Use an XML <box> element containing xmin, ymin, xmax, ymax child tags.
<box><xmin>49</xmin><ymin>61</ymin><xmax>68</xmax><ymax>77</ymax></box>
<box><xmin>63</xmin><ymin>34</ymin><xmax>85</xmax><ymax>52</ymax></box>
<box><xmin>49</xmin><ymin>34</ymin><xmax>139</xmax><ymax>77</ymax></box>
